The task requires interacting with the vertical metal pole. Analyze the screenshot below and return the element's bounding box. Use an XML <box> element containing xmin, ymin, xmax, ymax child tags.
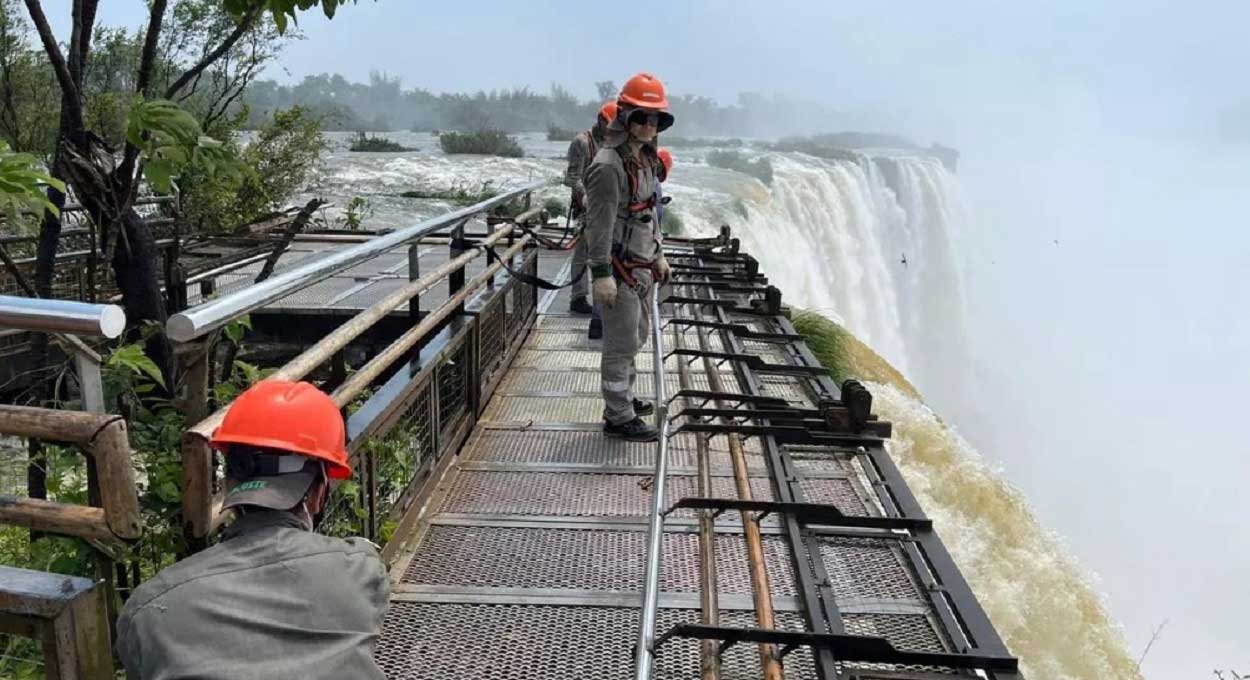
<box><xmin>449</xmin><ymin>219</ymin><xmax>467</xmax><ymax>315</ymax></box>
<box><xmin>633</xmin><ymin>285</ymin><xmax>670</xmax><ymax>680</ymax></box>
<box><xmin>691</xmin><ymin>303</ymin><xmax>783</xmax><ymax>680</ymax></box>
<box><xmin>72</xmin><ymin>347</ymin><xmax>105</xmax><ymax>414</ymax></box>
<box><xmin>672</xmin><ymin>310</ymin><xmax>721</xmax><ymax>679</ymax></box>
<box><xmin>408</xmin><ymin>243</ymin><xmax>421</xmax><ymax>322</ymax></box>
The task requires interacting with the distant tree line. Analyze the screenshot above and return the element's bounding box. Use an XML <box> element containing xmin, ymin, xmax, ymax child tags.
<box><xmin>242</xmin><ymin>72</ymin><xmax>845</xmax><ymax>137</ymax></box>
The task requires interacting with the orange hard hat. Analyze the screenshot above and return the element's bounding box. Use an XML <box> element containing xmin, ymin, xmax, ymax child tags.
<box><xmin>657</xmin><ymin>148</ymin><xmax>673</xmax><ymax>180</ymax></box>
<box><xmin>618</xmin><ymin>72</ymin><xmax>670</xmax><ymax>110</ymax></box>
<box><xmin>210</xmin><ymin>380</ymin><xmax>352</xmax><ymax>480</ymax></box>
<box><xmin>599</xmin><ymin>101</ymin><xmax>618</xmax><ymax>122</ymax></box>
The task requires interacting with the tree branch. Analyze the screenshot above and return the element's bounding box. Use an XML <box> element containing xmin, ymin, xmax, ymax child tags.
<box><xmin>117</xmin><ymin>0</ymin><xmax>169</xmax><ymax>201</ymax></box>
<box><xmin>21</xmin><ymin>0</ymin><xmax>80</xmax><ymax>111</ymax></box>
<box><xmin>164</xmin><ymin>6</ymin><xmax>261</xmax><ymax>100</ymax></box>
<box><xmin>135</xmin><ymin>0</ymin><xmax>168</xmax><ymax>98</ymax></box>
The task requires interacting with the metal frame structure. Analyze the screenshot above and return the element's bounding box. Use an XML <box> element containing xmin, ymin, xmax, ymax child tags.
<box><xmin>629</xmin><ymin>230</ymin><xmax>1022</xmax><ymax>680</ymax></box>
<box><xmin>173</xmin><ymin>184</ymin><xmax>546</xmax><ymax>546</ymax></box>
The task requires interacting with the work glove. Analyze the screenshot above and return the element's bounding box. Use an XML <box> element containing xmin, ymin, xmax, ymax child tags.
<box><xmin>656</xmin><ymin>256</ymin><xmax>672</xmax><ymax>284</ymax></box>
<box><xmin>593</xmin><ymin>276</ymin><xmax>618</xmax><ymax>308</ymax></box>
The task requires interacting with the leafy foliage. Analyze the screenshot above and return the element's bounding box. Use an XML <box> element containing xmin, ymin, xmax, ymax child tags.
<box><xmin>542</xmin><ymin>196</ymin><xmax>566</xmax><ymax>218</ymax></box>
<box><xmin>439</xmin><ymin>129</ymin><xmax>524</xmax><ymax>157</ymax></box>
<box><xmin>399</xmin><ymin>181</ymin><xmax>500</xmax><ymax>205</ymax></box>
<box><xmin>0</xmin><ymin>140</ymin><xmax>64</xmax><ymax>224</ymax></box>
<box><xmin>348</xmin><ymin>131</ymin><xmax>412</xmax><ymax>152</ymax></box>
<box><xmin>545</xmin><ymin>124</ymin><xmax>576</xmax><ymax>142</ymax></box>
<box><xmin>126</xmin><ymin>98</ymin><xmax>240</xmax><ymax>193</ymax></box>
<box><xmin>224</xmin><ymin>0</ymin><xmax>370</xmax><ymax>33</ymax></box>
<box><xmin>179</xmin><ymin>106</ymin><xmax>327</xmax><ymax>234</ymax></box>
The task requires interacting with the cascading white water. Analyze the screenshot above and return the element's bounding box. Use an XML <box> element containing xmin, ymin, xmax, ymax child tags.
<box><xmin>680</xmin><ymin>151</ymin><xmax>973</xmax><ymax>411</ymax></box>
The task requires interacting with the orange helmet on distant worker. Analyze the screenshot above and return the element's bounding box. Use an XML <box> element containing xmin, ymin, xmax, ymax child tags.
<box><xmin>599</xmin><ymin>101</ymin><xmax>618</xmax><ymax>123</ymax></box>
<box><xmin>210</xmin><ymin>380</ymin><xmax>352</xmax><ymax>480</ymax></box>
<box><xmin>618</xmin><ymin>72</ymin><xmax>670</xmax><ymax>110</ymax></box>
<box><xmin>657</xmin><ymin>148</ymin><xmax>673</xmax><ymax>181</ymax></box>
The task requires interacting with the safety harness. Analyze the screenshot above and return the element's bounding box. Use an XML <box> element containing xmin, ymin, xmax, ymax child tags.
<box><xmin>477</xmin><ymin>145</ymin><xmax>664</xmax><ymax>291</ymax></box>
<box><xmin>611</xmin><ymin>148</ymin><xmax>662</xmax><ymax>289</ymax></box>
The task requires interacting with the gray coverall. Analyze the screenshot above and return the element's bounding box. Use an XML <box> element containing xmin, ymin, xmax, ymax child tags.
<box><xmin>583</xmin><ymin>107</ymin><xmax>663</xmax><ymax>425</ymax></box>
<box><xmin>563</xmin><ymin>128</ymin><xmax>601</xmax><ymax>303</ymax></box>
<box><xmin>116</xmin><ymin>510</ymin><xmax>389</xmax><ymax>680</ymax></box>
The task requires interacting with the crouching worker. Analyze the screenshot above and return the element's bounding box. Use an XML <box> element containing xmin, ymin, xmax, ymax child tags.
<box><xmin>584</xmin><ymin>73</ymin><xmax>675</xmax><ymax>442</ymax></box>
<box><xmin>116</xmin><ymin>380</ymin><xmax>390</xmax><ymax>680</ymax></box>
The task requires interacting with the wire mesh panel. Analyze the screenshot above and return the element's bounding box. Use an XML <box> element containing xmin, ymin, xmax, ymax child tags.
<box><xmin>476</xmin><ymin>294</ymin><xmax>507</xmax><ymax>397</ymax></box>
<box><xmin>0</xmin><ymin>634</ymin><xmax>44</xmax><ymax>678</ymax></box>
<box><xmin>436</xmin><ymin>339</ymin><xmax>470</xmax><ymax>443</ymax></box>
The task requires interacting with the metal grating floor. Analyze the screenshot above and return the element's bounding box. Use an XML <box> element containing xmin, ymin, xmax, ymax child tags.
<box><xmin>377</xmin><ymin>245</ymin><xmax>989</xmax><ymax>680</ymax></box>
<box><xmin>377</xmin><ymin>603</ymin><xmax>817</xmax><ymax>680</ymax></box>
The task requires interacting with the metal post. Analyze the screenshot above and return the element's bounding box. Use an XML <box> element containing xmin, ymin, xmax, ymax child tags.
<box><xmin>672</xmin><ymin>315</ymin><xmax>721</xmax><ymax>679</ymax></box>
<box><xmin>73</xmin><ymin>350</ymin><xmax>106</xmax><ymax>414</ymax></box>
<box><xmin>449</xmin><ymin>219</ymin><xmax>467</xmax><ymax>315</ymax></box>
<box><xmin>633</xmin><ymin>285</ymin><xmax>670</xmax><ymax>680</ymax></box>
<box><xmin>408</xmin><ymin>243</ymin><xmax>421</xmax><ymax>321</ymax></box>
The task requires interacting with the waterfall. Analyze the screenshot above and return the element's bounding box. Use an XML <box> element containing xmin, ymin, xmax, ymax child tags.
<box><xmin>704</xmin><ymin>152</ymin><xmax>972</xmax><ymax>409</ymax></box>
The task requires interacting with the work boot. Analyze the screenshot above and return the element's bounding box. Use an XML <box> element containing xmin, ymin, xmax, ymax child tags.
<box><xmin>603</xmin><ymin>417</ymin><xmax>659</xmax><ymax>442</ymax></box>
<box><xmin>632</xmin><ymin>399</ymin><xmax>654</xmax><ymax>417</ymax></box>
<box><xmin>569</xmin><ymin>296</ymin><xmax>593</xmax><ymax>315</ymax></box>
<box><xmin>587</xmin><ymin>317</ymin><xmax>603</xmax><ymax>340</ymax></box>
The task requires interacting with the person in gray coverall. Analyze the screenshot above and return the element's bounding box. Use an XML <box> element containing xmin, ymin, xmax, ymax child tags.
<box><xmin>564</xmin><ymin>100</ymin><xmax>618</xmax><ymax>316</ymax></box>
<box><xmin>583</xmin><ymin>73</ymin><xmax>675</xmax><ymax>441</ymax></box>
<box><xmin>116</xmin><ymin>380</ymin><xmax>389</xmax><ymax>680</ymax></box>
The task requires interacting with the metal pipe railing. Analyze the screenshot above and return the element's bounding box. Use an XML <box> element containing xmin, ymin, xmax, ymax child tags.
<box><xmin>166</xmin><ymin>180</ymin><xmax>546</xmax><ymax>342</ymax></box>
<box><xmin>634</xmin><ymin>284</ymin><xmax>671</xmax><ymax>680</ymax></box>
<box><xmin>0</xmin><ymin>295</ymin><xmax>125</xmax><ymax>338</ymax></box>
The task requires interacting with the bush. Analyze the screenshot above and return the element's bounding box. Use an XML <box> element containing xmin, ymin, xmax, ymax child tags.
<box><xmin>542</xmin><ymin>197</ymin><xmax>567</xmax><ymax>218</ymax></box>
<box><xmin>660</xmin><ymin>207</ymin><xmax>684</xmax><ymax>236</ymax></box>
<box><xmin>707</xmin><ymin>150</ymin><xmax>774</xmax><ymax>185</ymax></box>
<box><xmin>439</xmin><ymin>129</ymin><xmax>524</xmax><ymax>157</ymax></box>
<box><xmin>179</xmin><ymin>106</ymin><xmax>328</xmax><ymax>235</ymax></box>
<box><xmin>399</xmin><ymin>181</ymin><xmax>500</xmax><ymax>205</ymax></box>
<box><xmin>348</xmin><ymin>131</ymin><xmax>413</xmax><ymax>152</ymax></box>
<box><xmin>546</xmin><ymin>124</ymin><xmax>577</xmax><ymax>142</ymax></box>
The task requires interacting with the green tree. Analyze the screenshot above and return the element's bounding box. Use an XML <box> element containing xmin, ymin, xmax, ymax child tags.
<box><xmin>13</xmin><ymin>0</ymin><xmax>365</xmax><ymax>384</ymax></box>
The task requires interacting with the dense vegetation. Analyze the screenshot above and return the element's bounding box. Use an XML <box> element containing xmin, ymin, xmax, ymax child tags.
<box><xmin>348</xmin><ymin>132</ymin><xmax>414</xmax><ymax>152</ymax></box>
<box><xmin>243</xmin><ymin>75</ymin><xmax>845</xmax><ymax>137</ymax></box>
<box><xmin>439</xmin><ymin>129</ymin><xmax>524</xmax><ymax>157</ymax></box>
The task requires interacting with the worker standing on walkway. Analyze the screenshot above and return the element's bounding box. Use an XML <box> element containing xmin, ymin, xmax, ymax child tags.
<box><xmin>583</xmin><ymin>73</ymin><xmax>675</xmax><ymax>442</ymax></box>
<box><xmin>655</xmin><ymin>147</ymin><xmax>673</xmax><ymax>233</ymax></box>
<box><xmin>116</xmin><ymin>380</ymin><xmax>389</xmax><ymax>680</ymax></box>
<box><xmin>565</xmin><ymin>101</ymin><xmax>618</xmax><ymax>316</ymax></box>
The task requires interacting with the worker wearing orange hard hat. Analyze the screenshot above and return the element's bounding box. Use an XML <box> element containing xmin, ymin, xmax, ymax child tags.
<box><xmin>117</xmin><ymin>380</ymin><xmax>389</xmax><ymax>679</ymax></box>
<box><xmin>564</xmin><ymin>100</ymin><xmax>619</xmax><ymax>315</ymax></box>
<box><xmin>583</xmin><ymin>73</ymin><xmax>675</xmax><ymax>442</ymax></box>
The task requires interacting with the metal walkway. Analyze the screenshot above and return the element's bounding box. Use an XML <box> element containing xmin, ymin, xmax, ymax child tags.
<box><xmin>372</xmin><ymin>235</ymin><xmax>1019</xmax><ymax>679</ymax></box>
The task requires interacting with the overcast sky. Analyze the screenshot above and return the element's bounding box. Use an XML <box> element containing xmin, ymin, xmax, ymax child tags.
<box><xmin>43</xmin><ymin>2</ymin><xmax>1250</xmax><ymax>677</ymax></box>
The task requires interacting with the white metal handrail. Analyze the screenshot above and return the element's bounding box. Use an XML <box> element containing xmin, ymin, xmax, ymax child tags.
<box><xmin>634</xmin><ymin>284</ymin><xmax>671</xmax><ymax>679</ymax></box>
